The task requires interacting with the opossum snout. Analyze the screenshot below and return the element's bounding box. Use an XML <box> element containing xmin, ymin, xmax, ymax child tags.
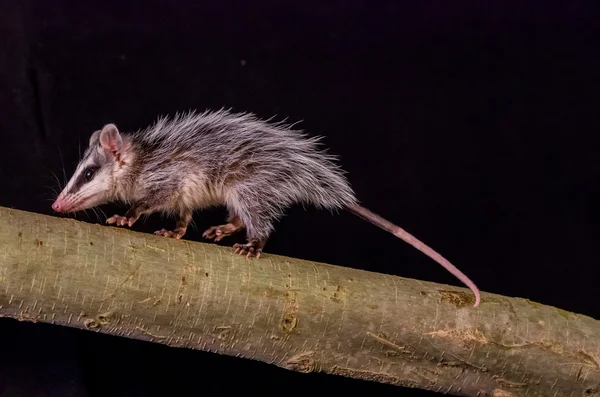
<box><xmin>52</xmin><ymin>198</ymin><xmax>66</xmax><ymax>212</ymax></box>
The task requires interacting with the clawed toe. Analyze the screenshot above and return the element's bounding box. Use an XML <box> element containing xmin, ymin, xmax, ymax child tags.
<box><xmin>154</xmin><ymin>228</ymin><xmax>185</xmax><ymax>239</ymax></box>
<box><xmin>202</xmin><ymin>226</ymin><xmax>218</xmax><ymax>240</ymax></box>
<box><xmin>202</xmin><ymin>225</ymin><xmax>236</xmax><ymax>242</ymax></box>
<box><xmin>106</xmin><ymin>215</ymin><xmax>135</xmax><ymax>227</ymax></box>
<box><xmin>233</xmin><ymin>242</ymin><xmax>263</xmax><ymax>259</ymax></box>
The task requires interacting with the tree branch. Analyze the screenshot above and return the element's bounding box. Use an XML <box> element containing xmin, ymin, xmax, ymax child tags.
<box><xmin>0</xmin><ymin>206</ymin><xmax>598</xmax><ymax>396</ymax></box>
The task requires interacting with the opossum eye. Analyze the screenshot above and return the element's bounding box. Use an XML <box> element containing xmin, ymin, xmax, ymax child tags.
<box><xmin>83</xmin><ymin>167</ymin><xmax>98</xmax><ymax>181</ymax></box>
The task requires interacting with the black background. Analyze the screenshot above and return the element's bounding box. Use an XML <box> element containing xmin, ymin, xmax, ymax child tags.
<box><xmin>1</xmin><ymin>1</ymin><xmax>599</xmax><ymax>396</ymax></box>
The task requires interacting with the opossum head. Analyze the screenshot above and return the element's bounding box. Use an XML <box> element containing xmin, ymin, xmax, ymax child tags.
<box><xmin>52</xmin><ymin>123</ymin><xmax>132</xmax><ymax>213</ymax></box>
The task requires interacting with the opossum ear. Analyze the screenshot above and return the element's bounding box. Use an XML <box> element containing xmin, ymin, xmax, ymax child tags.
<box><xmin>89</xmin><ymin>129</ymin><xmax>101</xmax><ymax>147</ymax></box>
<box><xmin>99</xmin><ymin>124</ymin><xmax>123</xmax><ymax>156</ymax></box>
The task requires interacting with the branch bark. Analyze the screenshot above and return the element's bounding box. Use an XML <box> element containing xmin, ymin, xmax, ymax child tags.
<box><xmin>0</xmin><ymin>206</ymin><xmax>598</xmax><ymax>396</ymax></box>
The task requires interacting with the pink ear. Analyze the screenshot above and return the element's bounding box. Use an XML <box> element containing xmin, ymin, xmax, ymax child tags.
<box><xmin>99</xmin><ymin>124</ymin><xmax>123</xmax><ymax>155</ymax></box>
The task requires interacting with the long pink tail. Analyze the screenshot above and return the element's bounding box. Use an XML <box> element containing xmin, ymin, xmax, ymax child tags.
<box><xmin>347</xmin><ymin>204</ymin><xmax>481</xmax><ymax>307</ymax></box>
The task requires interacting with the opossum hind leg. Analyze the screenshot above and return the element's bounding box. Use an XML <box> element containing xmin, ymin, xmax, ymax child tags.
<box><xmin>231</xmin><ymin>211</ymin><xmax>273</xmax><ymax>259</ymax></box>
<box><xmin>227</xmin><ymin>190</ymin><xmax>276</xmax><ymax>259</ymax></box>
<box><xmin>202</xmin><ymin>213</ymin><xmax>244</xmax><ymax>242</ymax></box>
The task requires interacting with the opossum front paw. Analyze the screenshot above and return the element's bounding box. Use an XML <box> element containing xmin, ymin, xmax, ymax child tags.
<box><xmin>233</xmin><ymin>241</ymin><xmax>263</xmax><ymax>259</ymax></box>
<box><xmin>202</xmin><ymin>223</ymin><xmax>240</xmax><ymax>242</ymax></box>
<box><xmin>106</xmin><ymin>214</ymin><xmax>136</xmax><ymax>227</ymax></box>
<box><xmin>154</xmin><ymin>228</ymin><xmax>186</xmax><ymax>239</ymax></box>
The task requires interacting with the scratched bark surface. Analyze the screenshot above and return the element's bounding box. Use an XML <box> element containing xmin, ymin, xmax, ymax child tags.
<box><xmin>0</xmin><ymin>207</ymin><xmax>598</xmax><ymax>397</ymax></box>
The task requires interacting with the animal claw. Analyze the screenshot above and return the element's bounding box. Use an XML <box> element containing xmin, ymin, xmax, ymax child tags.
<box><xmin>202</xmin><ymin>229</ymin><xmax>215</xmax><ymax>239</ymax></box>
<box><xmin>233</xmin><ymin>242</ymin><xmax>263</xmax><ymax>259</ymax></box>
<box><xmin>154</xmin><ymin>228</ymin><xmax>185</xmax><ymax>239</ymax></box>
<box><xmin>203</xmin><ymin>223</ymin><xmax>239</xmax><ymax>242</ymax></box>
<box><xmin>106</xmin><ymin>214</ymin><xmax>136</xmax><ymax>227</ymax></box>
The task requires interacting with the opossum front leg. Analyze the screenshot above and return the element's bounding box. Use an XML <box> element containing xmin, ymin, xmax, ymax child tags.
<box><xmin>202</xmin><ymin>213</ymin><xmax>244</xmax><ymax>242</ymax></box>
<box><xmin>154</xmin><ymin>210</ymin><xmax>193</xmax><ymax>240</ymax></box>
<box><xmin>106</xmin><ymin>202</ymin><xmax>152</xmax><ymax>227</ymax></box>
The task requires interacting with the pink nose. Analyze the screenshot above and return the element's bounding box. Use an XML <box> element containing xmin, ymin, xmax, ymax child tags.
<box><xmin>52</xmin><ymin>201</ymin><xmax>63</xmax><ymax>212</ymax></box>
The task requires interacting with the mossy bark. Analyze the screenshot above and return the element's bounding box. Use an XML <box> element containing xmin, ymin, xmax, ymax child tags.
<box><xmin>0</xmin><ymin>207</ymin><xmax>598</xmax><ymax>396</ymax></box>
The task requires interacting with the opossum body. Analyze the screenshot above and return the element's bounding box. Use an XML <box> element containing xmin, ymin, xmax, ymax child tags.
<box><xmin>51</xmin><ymin>109</ymin><xmax>481</xmax><ymax>307</ymax></box>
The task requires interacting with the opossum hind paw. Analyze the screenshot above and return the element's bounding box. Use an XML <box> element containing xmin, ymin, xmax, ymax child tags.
<box><xmin>233</xmin><ymin>241</ymin><xmax>264</xmax><ymax>259</ymax></box>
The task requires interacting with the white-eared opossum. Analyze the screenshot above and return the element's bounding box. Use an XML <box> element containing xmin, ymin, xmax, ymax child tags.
<box><xmin>52</xmin><ymin>109</ymin><xmax>481</xmax><ymax>306</ymax></box>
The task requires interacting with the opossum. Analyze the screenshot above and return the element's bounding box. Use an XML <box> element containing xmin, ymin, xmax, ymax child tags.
<box><xmin>51</xmin><ymin>109</ymin><xmax>481</xmax><ymax>307</ymax></box>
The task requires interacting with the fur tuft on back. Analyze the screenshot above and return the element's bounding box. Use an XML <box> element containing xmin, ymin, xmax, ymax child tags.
<box><xmin>129</xmin><ymin>108</ymin><xmax>357</xmax><ymax>236</ymax></box>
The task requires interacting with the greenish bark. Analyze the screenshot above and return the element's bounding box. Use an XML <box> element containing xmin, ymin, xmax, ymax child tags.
<box><xmin>0</xmin><ymin>206</ymin><xmax>598</xmax><ymax>396</ymax></box>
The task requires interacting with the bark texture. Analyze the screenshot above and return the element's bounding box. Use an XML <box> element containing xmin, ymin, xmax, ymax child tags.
<box><xmin>0</xmin><ymin>206</ymin><xmax>598</xmax><ymax>396</ymax></box>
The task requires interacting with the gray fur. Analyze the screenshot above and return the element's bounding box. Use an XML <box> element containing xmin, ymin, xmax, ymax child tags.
<box><xmin>60</xmin><ymin>108</ymin><xmax>358</xmax><ymax>241</ymax></box>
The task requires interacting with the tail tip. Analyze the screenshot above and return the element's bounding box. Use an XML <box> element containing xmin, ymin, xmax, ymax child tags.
<box><xmin>473</xmin><ymin>292</ymin><xmax>481</xmax><ymax>308</ymax></box>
